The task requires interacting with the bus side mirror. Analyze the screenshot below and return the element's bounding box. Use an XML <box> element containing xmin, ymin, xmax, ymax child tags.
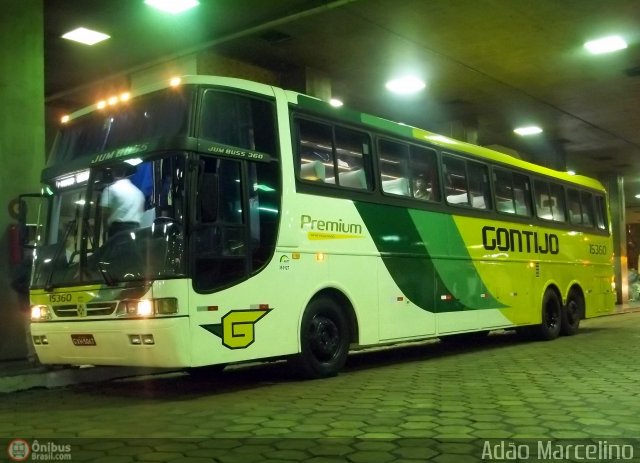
<box><xmin>199</xmin><ymin>173</ymin><xmax>219</xmax><ymax>222</ymax></box>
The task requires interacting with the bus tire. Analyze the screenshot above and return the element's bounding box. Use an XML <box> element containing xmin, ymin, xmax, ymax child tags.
<box><xmin>290</xmin><ymin>296</ymin><xmax>350</xmax><ymax>379</ymax></box>
<box><xmin>561</xmin><ymin>289</ymin><xmax>583</xmax><ymax>336</ymax></box>
<box><xmin>530</xmin><ymin>288</ymin><xmax>562</xmax><ymax>341</ymax></box>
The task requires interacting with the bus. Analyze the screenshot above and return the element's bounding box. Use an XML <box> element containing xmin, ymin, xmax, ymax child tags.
<box><xmin>27</xmin><ymin>75</ymin><xmax>615</xmax><ymax>379</ymax></box>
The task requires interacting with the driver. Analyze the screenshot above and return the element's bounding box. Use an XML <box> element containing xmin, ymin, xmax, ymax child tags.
<box><xmin>100</xmin><ymin>165</ymin><xmax>145</xmax><ymax>238</ymax></box>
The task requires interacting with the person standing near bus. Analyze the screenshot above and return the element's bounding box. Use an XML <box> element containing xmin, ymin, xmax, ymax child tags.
<box><xmin>100</xmin><ymin>165</ymin><xmax>145</xmax><ymax>238</ymax></box>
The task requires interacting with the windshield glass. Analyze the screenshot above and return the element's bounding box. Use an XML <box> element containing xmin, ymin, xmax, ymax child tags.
<box><xmin>49</xmin><ymin>88</ymin><xmax>190</xmax><ymax>165</ymax></box>
<box><xmin>32</xmin><ymin>153</ymin><xmax>187</xmax><ymax>288</ymax></box>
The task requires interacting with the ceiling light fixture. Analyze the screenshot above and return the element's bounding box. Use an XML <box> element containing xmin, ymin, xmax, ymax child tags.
<box><xmin>385</xmin><ymin>76</ymin><xmax>426</xmax><ymax>95</ymax></box>
<box><xmin>514</xmin><ymin>126</ymin><xmax>543</xmax><ymax>136</ymax></box>
<box><xmin>144</xmin><ymin>0</ymin><xmax>200</xmax><ymax>14</ymax></box>
<box><xmin>61</xmin><ymin>27</ymin><xmax>110</xmax><ymax>45</ymax></box>
<box><xmin>584</xmin><ymin>35</ymin><xmax>627</xmax><ymax>54</ymax></box>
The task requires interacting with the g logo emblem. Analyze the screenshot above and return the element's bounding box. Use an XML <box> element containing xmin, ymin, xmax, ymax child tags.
<box><xmin>221</xmin><ymin>310</ymin><xmax>269</xmax><ymax>349</ymax></box>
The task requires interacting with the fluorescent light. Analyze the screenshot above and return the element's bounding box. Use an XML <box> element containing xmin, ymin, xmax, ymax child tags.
<box><xmin>62</xmin><ymin>27</ymin><xmax>110</xmax><ymax>45</ymax></box>
<box><xmin>385</xmin><ymin>76</ymin><xmax>426</xmax><ymax>95</ymax></box>
<box><xmin>144</xmin><ymin>0</ymin><xmax>199</xmax><ymax>14</ymax></box>
<box><xmin>584</xmin><ymin>35</ymin><xmax>627</xmax><ymax>54</ymax></box>
<box><xmin>514</xmin><ymin>126</ymin><xmax>543</xmax><ymax>136</ymax></box>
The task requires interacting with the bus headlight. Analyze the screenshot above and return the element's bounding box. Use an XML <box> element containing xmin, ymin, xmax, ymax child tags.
<box><xmin>117</xmin><ymin>298</ymin><xmax>178</xmax><ymax>317</ymax></box>
<box><xmin>31</xmin><ymin>305</ymin><xmax>51</xmax><ymax>321</ymax></box>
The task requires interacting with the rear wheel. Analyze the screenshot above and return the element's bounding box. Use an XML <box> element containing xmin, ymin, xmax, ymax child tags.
<box><xmin>537</xmin><ymin>289</ymin><xmax>562</xmax><ymax>340</ymax></box>
<box><xmin>522</xmin><ymin>288</ymin><xmax>562</xmax><ymax>341</ymax></box>
<box><xmin>561</xmin><ymin>289</ymin><xmax>583</xmax><ymax>336</ymax></box>
<box><xmin>289</xmin><ymin>297</ymin><xmax>350</xmax><ymax>379</ymax></box>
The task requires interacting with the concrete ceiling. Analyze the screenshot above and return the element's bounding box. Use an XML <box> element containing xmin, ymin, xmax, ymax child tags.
<box><xmin>44</xmin><ymin>0</ymin><xmax>640</xmax><ymax>220</ymax></box>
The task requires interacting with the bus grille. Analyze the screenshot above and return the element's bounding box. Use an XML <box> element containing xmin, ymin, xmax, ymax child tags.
<box><xmin>53</xmin><ymin>303</ymin><xmax>117</xmax><ymax>317</ymax></box>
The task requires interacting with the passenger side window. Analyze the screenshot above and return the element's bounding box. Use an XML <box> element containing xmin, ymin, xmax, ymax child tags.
<box><xmin>443</xmin><ymin>155</ymin><xmax>489</xmax><ymax>209</ymax></box>
<box><xmin>298</xmin><ymin>120</ymin><xmax>332</xmax><ymax>182</ymax></box>
<box><xmin>443</xmin><ymin>156</ymin><xmax>468</xmax><ymax>206</ymax></box>
<box><xmin>494</xmin><ymin>169</ymin><xmax>533</xmax><ymax>216</ymax></box>
<box><xmin>580</xmin><ymin>191</ymin><xmax>594</xmax><ymax>227</ymax></box>
<box><xmin>594</xmin><ymin>195</ymin><xmax>607</xmax><ymax>230</ymax></box>
<box><xmin>468</xmin><ymin>161</ymin><xmax>490</xmax><ymax>210</ymax></box>
<box><xmin>335</xmin><ymin>127</ymin><xmax>371</xmax><ymax>190</ymax></box>
<box><xmin>410</xmin><ymin>145</ymin><xmax>440</xmax><ymax>202</ymax></box>
<box><xmin>534</xmin><ymin>180</ymin><xmax>565</xmax><ymax>222</ymax></box>
<box><xmin>296</xmin><ymin>119</ymin><xmax>371</xmax><ymax>190</ymax></box>
<box><xmin>379</xmin><ymin>139</ymin><xmax>410</xmax><ymax>196</ymax></box>
<box><xmin>567</xmin><ymin>188</ymin><xmax>594</xmax><ymax>227</ymax></box>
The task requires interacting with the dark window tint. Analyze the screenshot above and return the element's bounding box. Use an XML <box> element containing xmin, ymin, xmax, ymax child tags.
<box><xmin>410</xmin><ymin>145</ymin><xmax>440</xmax><ymax>202</ymax></box>
<box><xmin>443</xmin><ymin>156</ymin><xmax>469</xmax><ymax>206</ymax></box>
<box><xmin>594</xmin><ymin>195</ymin><xmax>607</xmax><ymax>230</ymax></box>
<box><xmin>298</xmin><ymin>120</ymin><xmax>333</xmax><ymax>182</ymax></box>
<box><xmin>379</xmin><ymin>139</ymin><xmax>410</xmax><ymax>197</ymax></box>
<box><xmin>296</xmin><ymin>119</ymin><xmax>371</xmax><ymax>190</ymax></box>
<box><xmin>334</xmin><ymin>127</ymin><xmax>371</xmax><ymax>190</ymax></box>
<box><xmin>51</xmin><ymin>88</ymin><xmax>190</xmax><ymax>164</ymax></box>
<box><xmin>443</xmin><ymin>155</ymin><xmax>488</xmax><ymax>209</ymax></box>
<box><xmin>201</xmin><ymin>90</ymin><xmax>277</xmax><ymax>157</ymax></box>
<box><xmin>495</xmin><ymin>169</ymin><xmax>532</xmax><ymax>216</ymax></box>
<box><xmin>534</xmin><ymin>180</ymin><xmax>565</xmax><ymax>222</ymax></box>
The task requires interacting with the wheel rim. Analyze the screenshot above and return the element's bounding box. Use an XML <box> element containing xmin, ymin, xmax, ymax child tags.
<box><xmin>545</xmin><ymin>298</ymin><xmax>560</xmax><ymax>329</ymax></box>
<box><xmin>308</xmin><ymin>314</ymin><xmax>340</xmax><ymax>362</ymax></box>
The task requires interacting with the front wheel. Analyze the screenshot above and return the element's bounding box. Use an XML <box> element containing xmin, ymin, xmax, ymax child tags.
<box><xmin>289</xmin><ymin>297</ymin><xmax>350</xmax><ymax>379</ymax></box>
<box><xmin>561</xmin><ymin>289</ymin><xmax>584</xmax><ymax>336</ymax></box>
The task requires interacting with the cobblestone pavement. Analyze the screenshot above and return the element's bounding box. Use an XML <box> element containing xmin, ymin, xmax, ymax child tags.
<box><xmin>2</xmin><ymin>312</ymin><xmax>640</xmax><ymax>462</ymax></box>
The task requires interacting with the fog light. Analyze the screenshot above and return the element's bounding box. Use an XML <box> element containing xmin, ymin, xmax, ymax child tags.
<box><xmin>142</xmin><ymin>334</ymin><xmax>155</xmax><ymax>345</ymax></box>
<box><xmin>129</xmin><ymin>335</ymin><xmax>142</xmax><ymax>345</ymax></box>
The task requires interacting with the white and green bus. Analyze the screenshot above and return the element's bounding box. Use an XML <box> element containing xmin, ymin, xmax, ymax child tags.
<box><xmin>28</xmin><ymin>75</ymin><xmax>615</xmax><ymax>378</ymax></box>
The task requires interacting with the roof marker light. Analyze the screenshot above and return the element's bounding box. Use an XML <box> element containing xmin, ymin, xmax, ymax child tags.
<box><xmin>61</xmin><ymin>115</ymin><xmax>70</xmax><ymax>124</ymax></box>
<box><xmin>108</xmin><ymin>96</ymin><xmax>119</xmax><ymax>106</ymax></box>
<box><xmin>97</xmin><ymin>100</ymin><xmax>107</xmax><ymax>110</ymax></box>
<box><xmin>120</xmin><ymin>92</ymin><xmax>131</xmax><ymax>102</ymax></box>
<box><xmin>329</xmin><ymin>98</ymin><xmax>344</xmax><ymax>108</ymax></box>
<box><xmin>170</xmin><ymin>77</ymin><xmax>182</xmax><ymax>87</ymax></box>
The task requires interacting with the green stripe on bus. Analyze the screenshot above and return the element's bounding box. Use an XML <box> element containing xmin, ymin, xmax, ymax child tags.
<box><xmin>355</xmin><ymin>201</ymin><xmax>506</xmax><ymax>312</ymax></box>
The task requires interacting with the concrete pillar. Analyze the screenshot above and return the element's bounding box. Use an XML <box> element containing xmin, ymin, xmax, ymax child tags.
<box><xmin>281</xmin><ymin>67</ymin><xmax>331</xmax><ymax>100</ymax></box>
<box><xmin>197</xmin><ymin>52</ymin><xmax>280</xmax><ymax>86</ymax></box>
<box><xmin>0</xmin><ymin>0</ymin><xmax>45</xmax><ymax>360</ymax></box>
<box><xmin>601</xmin><ymin>174</ymin><xmax>627</xmax><ymax>304</ymax></box>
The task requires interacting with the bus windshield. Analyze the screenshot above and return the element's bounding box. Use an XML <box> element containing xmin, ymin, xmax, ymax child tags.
<box><xmin>32</xmin><ymin>154</ymin><xmax>187</xmax><ymax>289</ymax></box>
<box><xmin>49</xmin><ymin>88</ymin><xmax>190</xmax><ymax>164</ymax></box>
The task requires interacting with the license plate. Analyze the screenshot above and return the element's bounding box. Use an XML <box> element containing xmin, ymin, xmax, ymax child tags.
<box><xmin>71</xmin><ymin>334</ymin><xmax>96</xmax><ymax>346</ymax></box>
